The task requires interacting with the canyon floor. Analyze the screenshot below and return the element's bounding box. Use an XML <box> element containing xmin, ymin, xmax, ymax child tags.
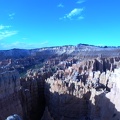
<box><xmin>0</xmin><ymin>44</ymin><xmax>120</xmax><ymax>120</ymax></box>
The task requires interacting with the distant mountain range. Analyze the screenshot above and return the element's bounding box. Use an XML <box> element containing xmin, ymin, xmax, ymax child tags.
<box><xmin>0</xmin><ymin>44</ymin><xmax>120</xmax><ymax>60</ymax></box>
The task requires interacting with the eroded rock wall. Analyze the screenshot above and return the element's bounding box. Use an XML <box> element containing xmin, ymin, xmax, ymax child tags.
<box><xmin>44</xmin><ymin>57</ymin><xmax>120</xmax><ymax>120</ymax></box>
<box><xmin>0</xmin><ymin>70</ymin><xmax>23</xmax><ymax>120</ymax></box>
<box><xmin>2</xmin><ymin>57</ymin><xmax>120</xmax><ymax>120</ymax></box>
<box><xmin>19</xmin><ymin>69</ymin><xmax>53</xmax><ymax>120</ymax></box>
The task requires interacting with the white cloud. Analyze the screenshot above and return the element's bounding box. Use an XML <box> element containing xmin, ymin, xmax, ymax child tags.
<box><xmin>76</xmin><ymin>0</ymin><xmax>85</xmax><ymax>4</ymax></box>
<box><xmin>58</xmin><ymin>3</ymin><xmax>64</xmax><ymax>8</ymax></box>
<box><xmin>0</xmin><ymin>25</ymin><xmax>11</xmax><ymax>30</ymax></box>
<box><xmin>0</xmin><ymin>31</ymin><xmax>18</xmax><ymax>40</ymax></box>
<box><xmin>62</xmin><ymin>8</ymin><xmax>84</xmax><ymax>20</ymax></box>
<box><xmin>9</xmin><ymin>13</ymin><xmax>15</xmax><ymax>19</ymax></box>
<box><xmin>0</xmin><ymin>24</ymin><xmax>18</xmax><ymax>40</ymax></box>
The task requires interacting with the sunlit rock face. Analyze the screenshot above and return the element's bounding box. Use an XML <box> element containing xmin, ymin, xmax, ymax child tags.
<box><xmin>44</xmin><ymin>58</ymin><xmax>120</xmax><ymax>120</ymax></box>
<box><xmin>0</xmin><ymin>70</ymin><xmax>23</xmax><ymax>120</ymax></box>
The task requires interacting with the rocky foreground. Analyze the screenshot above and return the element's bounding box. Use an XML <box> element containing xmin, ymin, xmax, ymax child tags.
<box><xmin>0</xmin><ymin>44</ymin><xmax>120</xmax><ymax>120</ymax></box>
<box><xmin>44</xmin><ymin>58</ymin><xmax>120</xmax><ymax>120</ymax></box>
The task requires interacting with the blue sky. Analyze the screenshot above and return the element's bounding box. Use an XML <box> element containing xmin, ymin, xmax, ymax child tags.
<box><xmin>0</xmin><ymin>0</ymin><xmax>120</xmax><ymax>49</ymax></box>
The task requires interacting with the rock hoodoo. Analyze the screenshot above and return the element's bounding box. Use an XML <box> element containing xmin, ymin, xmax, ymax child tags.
<box><xmin>44</xmin><ymin>57</ymin><xmax>120</xmax><ymax>120</ymax></box>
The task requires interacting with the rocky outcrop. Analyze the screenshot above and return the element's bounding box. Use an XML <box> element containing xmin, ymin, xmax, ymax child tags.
<box><xmin>19</xmin><ymin>69</ymin><xmax>53</xmax><ymax>120</ymax></box>
<box><xmin>44</xmin><ymin>58</ymin><xmax>120</xmax><ymax>120</ymax></box>
<box><xmin>44</xmin><ymin>81</ymin><xmax>120</xmax><ymax>120</ymax></box>
<box><xmin>0</xmin><ymin>70</ymin><xmax>23</xmax><ymax>120</ymax></box>
<box><xmin>2</xmin><ymin>56</ymin><xmax>120</xmax><ymax>120</ymax></box>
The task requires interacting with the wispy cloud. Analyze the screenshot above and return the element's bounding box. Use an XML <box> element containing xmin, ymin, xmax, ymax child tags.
<box><xmin>40</xmin><ymin>41</ymin><xmax>48</xmax><ymax>45</ymax></box>
<box><xmin>0</xmin><ymin>41</ymin><xmax>49</xmax><ymax>49</ymax></box>
<box><xmin>0</xmin><ymin>31</ymin><xmax>18</xmax><ymax>40</ymax></box>
<box><xmin>0</xmin><ymin>42</ymin><xmax>22</xmax><ymax>49</ymax></box>
<box><xmin>78</xmin><ymin>16</ymin><xmax>84</xmax><ymax>20</ymax></box>
<box><xmin>0</xmin><ymin>24</ymin><xmax>18</xmax><ymax>40</ymax></box>
<box><xmin>76</xmin><ymin>0</ymin><xmax>85</xmax><ymax>4</ymax></box>
<box><xmin>61</xmin><ymin>8</ymin><xmax>84</xmax><ymax>20</ymax></box>
<box><xmin>57</xmin><ymin>3</ymin><xmax>64</xmax><ymax>8</ymax></box>
<box><xmin>9</xmin><ymin>13</ymin><xmax>15</xmax><ymax>19</ymax></box>
<box><xmin>0</xmin><ymin>25</ymin><xmax>11</xmax><ymax>30</ymax></box>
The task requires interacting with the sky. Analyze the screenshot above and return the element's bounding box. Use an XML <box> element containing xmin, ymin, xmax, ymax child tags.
<box><xmin>0</xmin><ymin>0</ymin><xmax>120</xmax><ymax>50</ymax></box>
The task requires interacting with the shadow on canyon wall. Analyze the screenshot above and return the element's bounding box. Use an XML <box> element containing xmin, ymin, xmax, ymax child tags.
<box><xmin>44</xmin><ymin>83</ymin><xmax>120</xmax><ymax>120</ymax></box>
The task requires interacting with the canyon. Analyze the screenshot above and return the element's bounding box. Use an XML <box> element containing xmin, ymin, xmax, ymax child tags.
<box><xmin>0</xmin><ymin>44</ymin><xmax>120</xmax><ymax>120</ymax></box>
